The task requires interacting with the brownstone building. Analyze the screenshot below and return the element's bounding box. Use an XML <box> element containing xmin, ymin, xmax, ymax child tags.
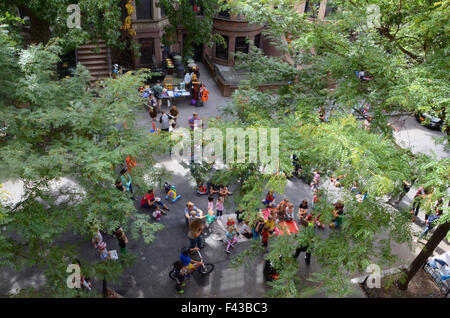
<box><xmin>75</xmin><ymin>1</ymin><xmax>335</xmax><ymax>93</ymax></box>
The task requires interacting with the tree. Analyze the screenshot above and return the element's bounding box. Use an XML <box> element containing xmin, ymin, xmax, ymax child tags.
<box><xmin>0</xmin><ymin>22</ymin><xmax>167</xmax><ymax>296</ymax></box>
<box><xmin>0</xmin><ymin>0</ymin><xmax>135</xmax><ymax>52</ymax></box>
<box><xmin>203</xmin><ymin>0</ymin><xmax>450</xmax><ymax>296</ymax></box>
<box><xmin>158</xmin><ymin>0</ymin><xmax>225</xmax><ymax>56</ymax></box>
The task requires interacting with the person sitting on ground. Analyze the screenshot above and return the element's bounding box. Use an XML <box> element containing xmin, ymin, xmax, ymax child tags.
<box><xmin>305</xmin><ymin>211</ymin><xmax>325</xmax><ymax>229</ymax></box>
<box><xmin>262</xmin><ymin>190</ymin><xmax>275</xmax><ymax>206</ymax></box>
<box><xmin>153</xmin><ymin>206</ymin><xmax>162</xmax><ymax>221</ymax></box>
<box><xmin>141</xmin><ymin>189</ymin><xmax>170</xmax><ymax>213</ymax></box>
<box><xmin>329</xmin><ymin>202</ymin><xmax>344</xmax><ymax>229</ymax></box>
<box><xmin>97</xmin><ymin>241</ymin><xmax>111</xmax><ymax>261</ymax></box>
<box><xmin>120</xmin><ymin>168</ymin><xmax>134</xmax><ymax>194</ymax></box>
<box><xmin>284</xmin><ymin>204</ymin><xmax>294</xmax><ymax>222</ymax></box>
<box><xmin>226</xmin><ymin>216</ymin><xmax>236</xmax><ymax>228</ymax></box>
<box><xmin>225</xmin><ymin>225</ymin><xmax>238</xmax><ymax>254</ymax></box>
<box><xmin>298</xmin><ymin>200</ymin><xmax>309</xmax><ymax>226</ymax></box>
<box><xmin>208</xmin><ymin>182</ymin><xmax>220</xmax><ymax>196</ymax></box>
<box><xmin>265</xmin><ymin>214</ymin><xmax>276</xmax><ymax>234</ymax></box>
<box><xmin>184</xmin><ymin>202</ymin><xmax>203</xmax><ymax>225</ymax></box>
<box><xmin>92</xmin><ymin>228</ymin><xmax>103</xmax><ymax>249</ymax></box>
<box><xmin>172</xmin><ymin>260</ymin><xmax>186</xmax><ymax>294</ymax></box>
<box><xmin>179</xmin><ymin>247</ymin><xmax>203</xmax><ymax>274</ymax></box>
<box><xmin>219</xmin><ymin>184</ymin><xmax>232</xmax><ymax>197</ymax></box>
<box><xmin>330</xmin><ymin>174</ymin><xmax>346</xmax><ymax>187</ymax></box>
<box><xmin>241</xmin><ymin>221</ymin><xmax>253</xmax><ymax>239</ymax></box>
<box><xmin>196</xmin><ymin>182</ymin><xmax>208</xmax><ymax>195</ymax></box>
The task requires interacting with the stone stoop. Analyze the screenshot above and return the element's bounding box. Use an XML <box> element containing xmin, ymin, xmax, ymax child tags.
<box><xmin>76</xmin><ymin>40</ymin><xmax>111</xmax><ymax>83</ymax></box>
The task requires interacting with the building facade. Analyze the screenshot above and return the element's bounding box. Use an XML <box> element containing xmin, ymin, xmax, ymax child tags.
<box><xmin>130</xmin><ymin>0</ymin><xmax>334</xmax><ymax>69</ymax></box>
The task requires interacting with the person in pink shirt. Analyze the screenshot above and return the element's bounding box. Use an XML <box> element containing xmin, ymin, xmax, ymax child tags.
<box><xmin>215</xmin><ymin>196</ymin><xmax>224</xmax><ymax>219</ymax></box>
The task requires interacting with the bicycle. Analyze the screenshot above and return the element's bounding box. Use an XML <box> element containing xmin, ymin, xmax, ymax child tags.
<box><xmin>169</xmin><ymin>250</ymin><xmax>215</xmax><ymax>280</ymax></box>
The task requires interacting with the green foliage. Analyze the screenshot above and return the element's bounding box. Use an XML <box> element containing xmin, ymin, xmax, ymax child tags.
<box><xmin>159</xmin><ymin>0</ymin><xmax>224</xmax><ymax>56</ymax></box>
<box><xmin>0</xmin><ymin>28</ymin><xmax>165</xmax><ymax>297</ymax></box>
<box><xmin>0</xmin><ymin>0</ymin><xmax>128</xmax><ymax>51</ymax></box>
<box><xmin>205</xmin><ymin>0</ymin><xmax>450</xmax><ymax>297</ymax></box>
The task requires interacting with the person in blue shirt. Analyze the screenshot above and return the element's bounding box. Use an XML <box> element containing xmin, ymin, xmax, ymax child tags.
<box><xmin>179</xmin><ymin>247</ymin><xmax>203</xmax><ymax>274</ymax></box>
<box><xmin>416</xmin><ymin>208</ymin><xmax>443</xmax><ymax>242</ymax></box>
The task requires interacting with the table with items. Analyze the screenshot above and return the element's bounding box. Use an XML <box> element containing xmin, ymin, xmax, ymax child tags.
<box><xmin>140</xmin><ymin>85</ymin><xmax>191</xmax><ymax>107</ymax></box>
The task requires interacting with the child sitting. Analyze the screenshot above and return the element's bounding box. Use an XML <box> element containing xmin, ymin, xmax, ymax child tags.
<box><xmin>197</xmin><ymin>183</ymin><xmax>207</xmax><ymax>195</ymax></box>
<box><xmin>226</xmin><ymin>216</ymin><xmax>236</xmax><ymax>228</ymax></box>
<box><xmin>225</xmin><ymin>225</ymin><xmax>238</xmax><ymax>254</ymax></box>
<box><xmin>152</xmin><ymin>206</ymin><xmax>162</xmax><ymax>221</ymax></box>
<box><xmin>219</xmin><ymin>184</ymin><xmax>232</xmax><ymax>197</ymax></box>
<box><xmin>284</xmin><ymin>204</ymin><xmax>294</xmax><ymax>222</ymax></box>
<box><xmin>241</xmin><ymin>221</ymin><xmax>253</xmax><ymax>239</ymax></box>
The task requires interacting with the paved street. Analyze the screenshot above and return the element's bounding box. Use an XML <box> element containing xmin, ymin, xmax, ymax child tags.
<box><xmin>0</xmin><ymin>63</ymin><xmax>448</xmax><ymax>298</ymax></box>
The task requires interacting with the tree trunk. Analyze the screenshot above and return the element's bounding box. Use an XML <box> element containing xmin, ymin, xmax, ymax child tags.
<box><xmin>397</xmin><ymin>221</ymin><xmax>450</xmax><ymax>290</ymax></box>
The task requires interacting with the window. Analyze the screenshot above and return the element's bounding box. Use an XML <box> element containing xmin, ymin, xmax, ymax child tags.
<box><xmin>235</xmin><ymin>37</ymin><xmax>249</xmax><ymax>54</ymax></box>
<box><xmin>160</xmin><ymin>1</ymin><xmax>166</xmax><ymax>17</ymax></box>
<box><xmin>136</xmin><ymin>0</ymin><xmax>153</xmax><ymax>20</ymax></box>
<box><xmin>254</xmin><ymin>34</ymin><xmax>261</xmax><ymax>49</ymax></box>
<box><xmin>139</xmin><ymin>38</ymin><xmax>155</xmax><ymax>66</ymax></box>
<box><xmin>215</xmin><ymin>35</ymin><xmax>229</xmax><ymax>60</ymax></box>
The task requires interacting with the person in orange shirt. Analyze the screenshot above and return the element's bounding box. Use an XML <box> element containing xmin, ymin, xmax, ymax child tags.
<box><xmin>125</xmin><ymin>156</ymin><xmax>137</xmax><ymax>172</ymax></box>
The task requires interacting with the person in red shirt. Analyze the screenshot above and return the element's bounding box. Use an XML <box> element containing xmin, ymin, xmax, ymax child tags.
<box><xmin>141</xmin><ymin>189</ymin><xmax>169</xmax><ymax>213</ymax></box>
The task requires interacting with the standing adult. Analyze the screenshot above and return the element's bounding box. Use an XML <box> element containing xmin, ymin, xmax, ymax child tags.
<box><xmin>410</xmin><ymin>186</ymin><xmax>426</xmax><ymax>222</ymax></box>
<box><xmin>148</xmin><ymin>93</ymin><xmax>158</xmax><ymax>121</ymax></box>
<box><xmin>184</xmin><ymin>72</ymin><xmax>193</xmax><ymax>91</ymax></box>
<box><xmin>120</xmin><ymin>168</ymin><xmax>134</xmax><ymax>197</ymax></box>
<box><xmin>188</xmin><ymin>218</ymin><xmax>204</xmax><ymax>251</ymax></box>
<box><xmin>184</xmin><ymin>202</ymin><xmax>203</xmax><ymax>225</ymax></box>
<box><xmin>152</xmin><ymin>81</ymin><xmax>163</xmax><ymax>112</ymax></box>
<box><xmin>159</xmin><ymin>111</ymin><xmax>170</xmax><ymax>132</ymax></box>
<box><xmin>114</xmin><ymin>226</ymin><xmax>128</xmax><ymax>255</ymax></box>
<box><xmin>169</xmin><ymin>105</ymin><xmax>179</xmax><ymax>122</ymax></box>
